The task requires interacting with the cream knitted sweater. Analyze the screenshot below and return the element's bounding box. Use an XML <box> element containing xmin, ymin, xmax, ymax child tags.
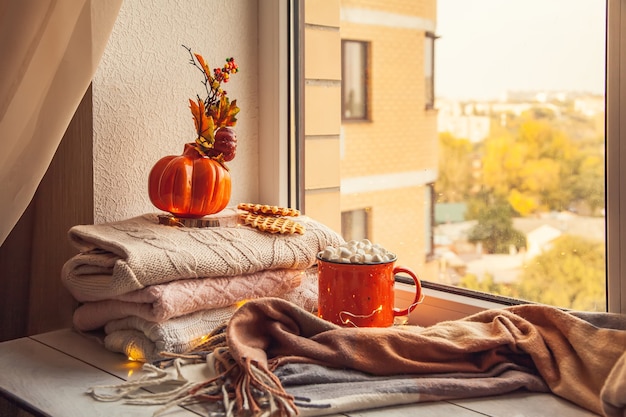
<box><xmin>101</xmin><ymin>271</ymin><xmax>320</xmax><ymax>363</ymax></box>
<box><xmin>62</xmin><ymin>213</ymin><xmax>343</xmax><ymax>301</ymax></box>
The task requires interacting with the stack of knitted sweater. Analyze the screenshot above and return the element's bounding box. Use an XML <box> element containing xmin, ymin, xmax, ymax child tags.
<box><xmin>61</xmin><ymin>211</ymin><xmax>344</xmax><ymax>362</ymax></box>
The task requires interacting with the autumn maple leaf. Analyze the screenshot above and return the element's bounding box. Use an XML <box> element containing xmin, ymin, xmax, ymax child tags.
<box><xmin>211</xmin><ymin>97</ymin><xmax>240</xmax><ymax>127</ymax></box>
<box><xmin>189</xmin><ymin>98</ymin><xmax>215</xmax><ymax>151</ymax></box>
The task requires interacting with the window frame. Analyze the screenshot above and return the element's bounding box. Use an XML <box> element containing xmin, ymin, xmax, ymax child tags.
<box><xmin>605</xmin><ymin>0</ymin><xmax>626</xmax><ymax>314</ymax></box>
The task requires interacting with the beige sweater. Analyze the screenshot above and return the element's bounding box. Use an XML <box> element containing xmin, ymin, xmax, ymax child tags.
<box><xmin>62</xmin><ymin>213</ymin><xmax>343</xmax><ymax>301</ymax></box>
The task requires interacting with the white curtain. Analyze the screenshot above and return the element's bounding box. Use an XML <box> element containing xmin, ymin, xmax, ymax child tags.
<box><xmin>0</xmin><ymin>0</ymin><xmax>122</xmax><ymax>245</ymax></box>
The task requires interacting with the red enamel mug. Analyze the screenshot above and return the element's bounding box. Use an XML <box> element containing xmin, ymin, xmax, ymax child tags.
<box><xmin>317</xmin><ymin>254</ymin><xmax>422</xmax><ymax>327</ymax></box>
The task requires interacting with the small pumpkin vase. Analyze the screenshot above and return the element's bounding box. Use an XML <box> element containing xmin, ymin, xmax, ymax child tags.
<box><xmin>148</xmin><ymin>143</ymin><xmax>231</xmax><ymax>218</ymax></box>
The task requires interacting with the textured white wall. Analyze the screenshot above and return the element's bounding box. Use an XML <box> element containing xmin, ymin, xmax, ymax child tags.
<box><xmin>93</xmin><ymin>0</ymin><xmax>259</xmax><ymax>223</ymax></box>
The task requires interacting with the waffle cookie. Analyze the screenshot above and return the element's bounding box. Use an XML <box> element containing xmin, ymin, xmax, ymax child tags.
<box><xmin>239</xmin><ymin>212</ymin><xmax>306</xmax><ymax>235</ymax></box>
<box><xmin>237</xmin><ymin>203</ymin><xmax>300</xmax><ymax>217</ymax></box>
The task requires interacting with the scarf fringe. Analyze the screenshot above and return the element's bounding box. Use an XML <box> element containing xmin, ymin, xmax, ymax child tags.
<box><xmin>87</xmin><ymin>359</ymin><xmax>189</xmax><ymax>402</ymax></box>
<box><xmin>87</xmin><ymin>347</ymin><xmax>299</xmax><ymax>416</ymax></box>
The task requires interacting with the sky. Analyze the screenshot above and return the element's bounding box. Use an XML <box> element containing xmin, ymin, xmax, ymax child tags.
<box><xmin>434</xmin><ymin>0</ymin><xmax>606</xmax><ymax>101</ymax></box>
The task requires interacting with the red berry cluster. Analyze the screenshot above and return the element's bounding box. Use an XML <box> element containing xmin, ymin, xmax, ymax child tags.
<box><xmin>214</xmin><ymin>58</ymin><xmax>239</xmax><ymax>84</ymax></box>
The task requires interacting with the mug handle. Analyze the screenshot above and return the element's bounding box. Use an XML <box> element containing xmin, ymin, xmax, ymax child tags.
<box><xmin>392</xmin><ymin>266</ymin><xmax>423</xmax><ymax>317</ymax></box>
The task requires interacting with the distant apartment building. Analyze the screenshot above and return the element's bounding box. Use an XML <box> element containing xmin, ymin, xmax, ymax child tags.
<box><xmin>437</xmin><ymin>90</ymin><xmax>603</xmax><ymax>143</ymax></box>
<box><xmin>574</xmin><ymin>95</ymin><xmax>605</xmax><ymax>117</ymax></box>
<box><xmin>338</xmin><ymin>0</ymin><xmax>439</xmax><ymax>276</ymax></box>
<box><xmin>436</xmin><ymin>99</ymin><xmax>491</xmax><ymax>143</ymax></box>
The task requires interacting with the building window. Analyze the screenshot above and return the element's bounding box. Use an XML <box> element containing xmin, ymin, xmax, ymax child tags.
<box><xmin>342</xmin><ymin>40</ymin><xmax>369</xmax><ymax>120</ymax></box>
<box><xmin>424</xmin><ymin>31</ymin><xmax>437</xmax><ymax>109</ymax></box>
<box><xmin>342</xmin><ymin>208</ymin><xmax>371</xmax><ymax>242</ymax></box>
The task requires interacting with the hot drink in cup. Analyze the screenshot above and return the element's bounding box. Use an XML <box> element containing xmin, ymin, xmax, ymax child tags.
<box><xmin>317</xmin><ymin>239</ymin><xmax>422</xmax><ymax>327</ymax></box>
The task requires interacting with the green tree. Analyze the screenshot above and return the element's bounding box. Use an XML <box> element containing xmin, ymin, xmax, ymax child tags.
<box><xmin>564</xmin><ymin>139</ymin><xmax>605</xmax><ymax>215</ymax></box>
<box><xmin>466</xmin><ymin>195</ymin><xmax>526</xmax><ymax>254</ymax></box>
<box><xmin>518</xmin><ymin>235</ymin><xmax>605</xmax><ymax>311</ymax></box>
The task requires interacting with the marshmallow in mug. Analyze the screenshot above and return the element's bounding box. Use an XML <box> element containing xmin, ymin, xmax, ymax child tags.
<box><xmin>318</xmin><ymin>239</ymin><xmax>396</xmax><ymax>264</ymax></box>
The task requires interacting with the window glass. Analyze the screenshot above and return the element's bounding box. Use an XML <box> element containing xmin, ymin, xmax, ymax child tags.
<box><xmin>434</xmin><ymin>0</ymin><xmax>606</xmax><ymax>311</ymax></box>
<box><xmin>329</xmin><ymin>0</ymin><xmax>606</xmax><ymax>311</ymax></box>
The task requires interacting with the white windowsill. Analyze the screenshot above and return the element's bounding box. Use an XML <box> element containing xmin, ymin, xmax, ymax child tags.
<box><xmin>395</xmin><ymin>282</ymin><xmax>509</xmax><ymax>327</ymax></box>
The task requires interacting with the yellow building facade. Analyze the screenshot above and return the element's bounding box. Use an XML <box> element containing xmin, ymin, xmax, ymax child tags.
<box><xmin>303</xmin><ymin>0</ymin><xmax>439</xmax><ymax>278</ymax></box>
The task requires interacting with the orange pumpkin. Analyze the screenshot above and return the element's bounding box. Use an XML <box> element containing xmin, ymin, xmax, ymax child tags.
<box><xmin>148</xmin><ymin>143</ymin><xmax>231</xmax><ymax>218</ymax></box>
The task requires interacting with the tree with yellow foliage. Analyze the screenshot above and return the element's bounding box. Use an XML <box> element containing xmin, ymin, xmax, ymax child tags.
<box><xmin>518</xmin><ymin>235</ymin><xmax>605</xmax><ymax>311</ymax></box>
<box><xmin>436</xmin><ymin>132</ymin><xmax>474</xmax><ymax>203</ymax></box>
<box><xmin>481</xmin><ymin>116</ymin><xmax>578</xmax><ymax>215</ymax></box>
